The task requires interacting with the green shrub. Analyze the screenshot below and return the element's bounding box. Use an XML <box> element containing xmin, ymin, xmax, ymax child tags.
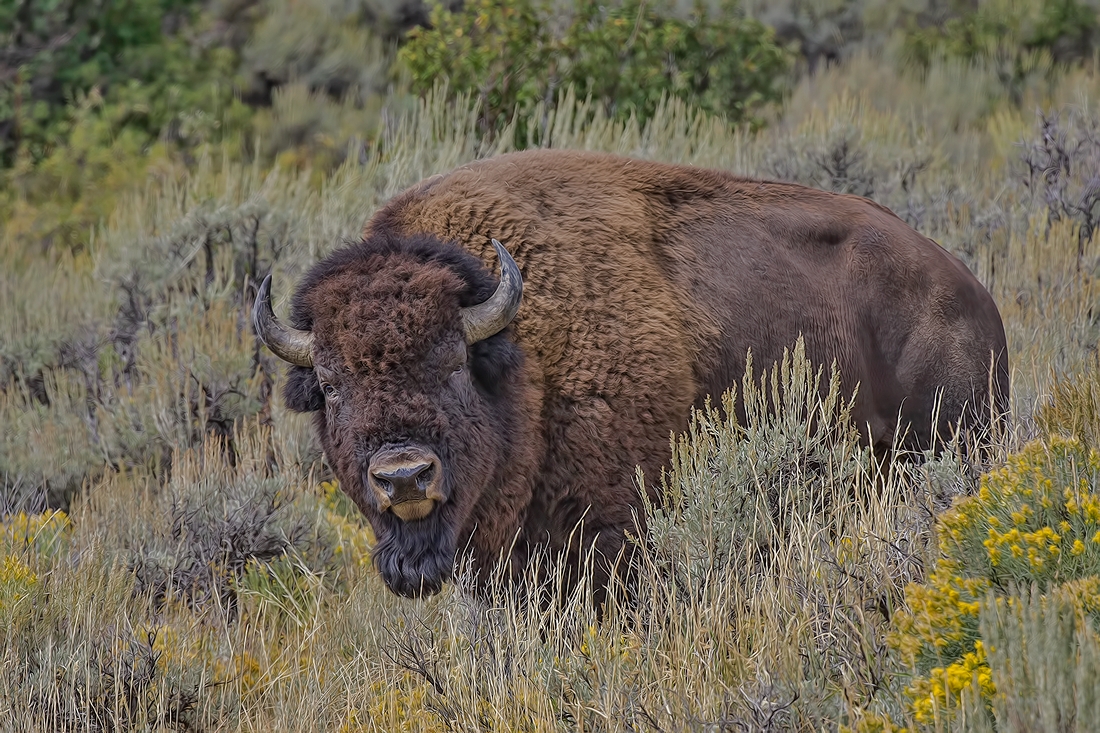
<box><xmin>903</xmin><ymin>0</ymin><xmax>1100</xmax><ymax>69</ymax></box>
<box><xmin>0</xmin><ymin>0</ymin><xmax>247</xmax><ymax>167</ymax></box>
<box><xmin>1</xmin><ymin>1</ymin><xmax>253</xmax><ymax>256</ymax></box>
<box><xmin>899</xmin><ymin>0</ymin><xmax>1100</xmax><ymax>105</ymax></box>
<box><xmin>399</xmin><ymin>0</ymin><xmax>792</xmax><ymax>137</ymax></box>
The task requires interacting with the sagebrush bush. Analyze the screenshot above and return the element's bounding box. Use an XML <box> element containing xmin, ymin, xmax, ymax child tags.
<box><xmin>0</xmin><ymin>371</ymin><xmax>105</xmax><ymax>509</ymax></box>
<box><xmin>0</xmin><ymin>435</ymin><xmax>377</xmax><ymax>728</ymax></box>
<box><xmin>646</xmin><ymin>338</ymin><xmax>869</xmax><ymax>597</ymax></box>
<box><xmin>976</xmin><ymin>582</ymin><xmax>1100</xmax><ymax>733</ymax></box>
<box><xmin>0</xmin><ymin>506</ymin><xmax>225</xmax><ymax>729</ymax></box>
<box><xmin>112</xmin><ymin>426</ymin><xmax>376</xmax><ymax>619</ymax></box>
<box><xmin>242</xmin><ymin>0</ymin><xmax>395</xmax><ymax>99</ymax></box>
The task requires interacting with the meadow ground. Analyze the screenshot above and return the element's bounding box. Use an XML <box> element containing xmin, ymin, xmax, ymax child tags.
<box><xmin>2</xmin><ymin>50</ymin><xmax>1100</xmax><ymax>731</ymax></box>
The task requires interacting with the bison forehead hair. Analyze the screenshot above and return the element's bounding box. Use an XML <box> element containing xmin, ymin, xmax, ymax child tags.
<box><xmin>282</xmin><ymin>231</ymin><xmax>517</xmax><ymax>407</ymax></box>
<box><xmin>289</xmin><ymin>230</ymin><xmax>501</xmax><ymax>336</ymax></box>
<box><xmin>280</xmin><ymin>230</ymin><xmax>532</xmax><ymax>597</ymax></box>
<box><xmin>306</xmin><ymin>255</ymin><xmax>465</xmax><ymax>375</ymax></box>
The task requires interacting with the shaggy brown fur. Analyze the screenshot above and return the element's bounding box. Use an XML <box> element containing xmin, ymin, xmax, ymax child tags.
<box><xmin>276</xmin><ymin>149</ymin><xmax>1009</xmax><ymax>599</ymax></box>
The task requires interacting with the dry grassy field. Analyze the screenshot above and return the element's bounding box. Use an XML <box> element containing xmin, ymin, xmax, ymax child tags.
<box><xmin>3</xmin><ymin>49</ymin><xmax>1100</xmax><ymax>731</ymax></box>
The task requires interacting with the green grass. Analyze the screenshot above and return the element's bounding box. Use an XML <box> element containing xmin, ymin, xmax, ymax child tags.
<box><xmin>2</xmin><ymin>47</ymin><xmax>1100</xmax><ymax>730</ymax></box>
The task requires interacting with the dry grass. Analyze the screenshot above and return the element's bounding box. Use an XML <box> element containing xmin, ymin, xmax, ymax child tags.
<box><xmin>2</xmin><ymin>50</ymin><xmax>1100</xmax><ymax>731</ymax></box>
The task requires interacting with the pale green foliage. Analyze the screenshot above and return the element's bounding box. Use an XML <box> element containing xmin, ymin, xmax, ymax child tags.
<box><xmin>244</xmin><ymin>0</ymin><xmax>395</xmax><ymax>95</ymax></box>
<box><xmin>646</xmin><ymin>338</ymin><xmax>868</xmax><ymax>596</ymax></box>
<box><xmin>952</xmin><ymin>584</ymin><xmax>1100</xmax><ymax>733</ymax></box>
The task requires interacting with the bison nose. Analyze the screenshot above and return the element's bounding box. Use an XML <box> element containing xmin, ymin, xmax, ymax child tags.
<box><xmin>373</xmin><ymin>461</ymin><xmax>433</xmax><ymax>498</ymax></box>
<box><xmin>367</xmin><ymin>447</ymin><xmax>444</xmax><ymax>522</ymax></box>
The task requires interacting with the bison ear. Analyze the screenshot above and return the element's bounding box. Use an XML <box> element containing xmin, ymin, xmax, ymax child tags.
<box><xmin>469</xmin><ymin>336</ymin><xmax>523</xmax><ymax>396</ymax></box>
<box><xmin>283</xmin><ymin>365</ymin><xmax>325</xmax><ymax>412</ymax></box>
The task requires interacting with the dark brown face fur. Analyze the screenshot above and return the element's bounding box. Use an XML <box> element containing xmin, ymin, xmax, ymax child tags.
<box><xmin>282</xmin><ymin>232</ymin><xmax>533</xmax><ymax>597</ymax></box>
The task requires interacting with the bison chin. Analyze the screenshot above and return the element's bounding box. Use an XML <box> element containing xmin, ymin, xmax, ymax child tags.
<box><xmin>371</xmin><ymin>519</ymin><xmax>457</xmax><ymax>598</ymax></box>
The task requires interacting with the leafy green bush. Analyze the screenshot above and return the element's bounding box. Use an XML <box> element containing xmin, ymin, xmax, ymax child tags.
<box><xmin>399</xmin><ymin>0</ymin><xmax>792</xmax><ymax>137</ymax></box>
<box><xmin>900</xmin><ymin>0</ymin><xmax>1100</xmax><ymax>105</ymax></box>
<box><xmin>1</xmin><ymin>0</ymin><xmax>253</xmax><ymax>257</ymax></box>
<box><xmin>903</xmin><ymin>0</ymin><xmax>1100</xmax><ymax>69</ymax></box>
<box><xmin>0</xmin><ymin>0</ymin><xmax>246</xmax><ymax>167</ymax></box>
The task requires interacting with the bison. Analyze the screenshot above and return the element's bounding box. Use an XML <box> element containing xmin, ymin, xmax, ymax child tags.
<box><xmin>253</xmin><ymin>149</ymin><xmax>1009</xmax><ymax>599</ymax></box>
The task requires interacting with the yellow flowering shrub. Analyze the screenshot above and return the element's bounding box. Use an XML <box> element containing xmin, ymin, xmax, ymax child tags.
<box><xmin>340</xmin><ymin>674</ymin><xmax>438</xmax><ymax>732</ymax></box>
<box><xmin>891</xmin><ymin>437</ymin><xmax>1100</xmax><ymax>725</ymax></box>
<box><xmin>945</xmin><ymin>438</ymin><xmax>1100</xmax><ymax>588</ymax></box>
<box><xmin>0</xmin><ymin>555</ymin><xmax>38</xmax><ymax>612</ymax></box>
<box><xmin>904</xmin><ymin>641</ymin><xmax>995</xmax><ymax>724</ymax></box>
<box><xmin>320</xmin><ymin>480</ymin><xmax>375</xmax><ymax>571</ymax></box>
<box><xmin>1</xmin><ymin>510</ymin><xmax>71</xmax><ymax>556</ymax></box>
<box><xmin>841</xmin><ymin>712</ymin><xmax>911</xmax><ymax>733</ymax></box>
<box><xmin>0</xmin><ymin>511</ymin><xmax>70</xmax><ymax>615</ymax></box>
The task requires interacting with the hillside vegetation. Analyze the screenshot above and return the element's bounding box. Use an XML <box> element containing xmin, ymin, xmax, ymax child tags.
<box><xmin>3</xmin><ymin>0</ymin><xmax>1100</xmax><ymax>730</ymax></box>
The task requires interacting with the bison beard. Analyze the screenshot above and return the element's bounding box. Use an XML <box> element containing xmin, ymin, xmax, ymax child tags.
<box><xmin>255</xmin><ymin>149</ymin><xmax>1010</xmax><ymax>602</ymax></box>
<box><xmin>371</xmin><ymin>510</ymin><xmax>457</xmax><ymax>597</ymax></box>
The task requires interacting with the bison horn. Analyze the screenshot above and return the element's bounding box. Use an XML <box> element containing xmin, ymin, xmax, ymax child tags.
<box><xmin>252</xmin><ymin>274</ymin><xmax>315</xmax><ymax>367</ymax></box>
<box><xmin>461</xmin><ymin>239</ymin><xmax>523</xmax><ymax>344</ymax></box>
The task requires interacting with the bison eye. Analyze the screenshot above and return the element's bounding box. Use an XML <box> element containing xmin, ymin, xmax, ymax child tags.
<box><xmin>321</xmin><ymin>382</ymin><xmax>338</xmax><ymax>400</ymax></box>
<box><xmin>449</xmin><ymin>347</ymin><xmax>468</xmax><ymax>376</ymax></box>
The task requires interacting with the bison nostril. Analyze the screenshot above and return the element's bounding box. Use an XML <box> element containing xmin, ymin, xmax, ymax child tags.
<box><xmin>416</xmin><ymin>464</ymin><xmax>435</xmax><ymax>491</ymax></box>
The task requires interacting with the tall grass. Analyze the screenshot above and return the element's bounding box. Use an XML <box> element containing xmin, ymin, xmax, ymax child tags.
<box><xmin>2</xmin><ymin>50</ymin><xmax>1099</xmax><ymax>730</ymax></box>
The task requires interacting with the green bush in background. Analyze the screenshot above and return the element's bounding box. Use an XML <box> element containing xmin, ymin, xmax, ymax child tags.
<box><xmin>899</xmin><ymin>0</ymin><xmax>1100</xmax><ymax>105</ymax></box>
<box><xmin>399</xmin><ymin>0</ymin><xmax>792</xmax><ymax>137</ymax></box>
<box><xmin>902</xmin><ymin>0</ymin><xmax>1100</xmax><ymax>69</ymax></box>
<box><xmin>0</xmin><ymin>0</ymin><xmax>246</xmax><ymax>167</ymax></box>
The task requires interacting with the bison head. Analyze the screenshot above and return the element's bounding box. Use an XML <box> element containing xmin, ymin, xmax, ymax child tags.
<box><xmin>253</xmin><ymin>233</ymin><xmax>528</xmax><ymax>597</ymax></box>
